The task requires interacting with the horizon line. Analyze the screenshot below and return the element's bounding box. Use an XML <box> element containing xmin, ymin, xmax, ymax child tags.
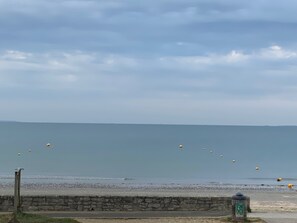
<box><xmin>1</xmin><ymin>120</ymin><xmax>297</xmax><ymax>127</ymax></box>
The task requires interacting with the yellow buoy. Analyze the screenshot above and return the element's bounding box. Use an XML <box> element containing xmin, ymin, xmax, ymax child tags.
<box><xmin>288</xmin><ymin>183</ymin><xmax>294</xmax><ymax>189</ymax></box>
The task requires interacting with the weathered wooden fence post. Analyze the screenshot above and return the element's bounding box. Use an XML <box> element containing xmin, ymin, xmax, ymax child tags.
<box><xmin>14</xmin><ymin>168</ymin><xmax>24</xmax><ymax>213</ymax></box>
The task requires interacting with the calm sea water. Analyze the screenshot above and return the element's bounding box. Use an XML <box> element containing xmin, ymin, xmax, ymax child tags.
<box><xmin>1</xmin><ymin>122</ymin><xmax>297</xmax><ymax>186</ymax></box>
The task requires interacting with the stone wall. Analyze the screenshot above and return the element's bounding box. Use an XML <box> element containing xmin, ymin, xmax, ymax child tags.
<box><xmin>0</xmin><ymin>196</ymin><xmax>232</xmax><ymax>212</ymax></box>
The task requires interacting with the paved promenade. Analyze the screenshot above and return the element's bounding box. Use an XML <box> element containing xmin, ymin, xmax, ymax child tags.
<box><xmin>3</xmin><ymin>210</ymin><xmax>297</xmax><ymax>222</ymax></box>
<box><xmin>250</xmin><ymin>212</ymin><xmax>297</xmax><ymax>223</ymax></box>
<box><xmin>39</xmin><ymin>211</ymin><xmax>297</xmax><ymax>222</ymax></box>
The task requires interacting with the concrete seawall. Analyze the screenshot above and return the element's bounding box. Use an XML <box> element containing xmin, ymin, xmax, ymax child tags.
<box><xmin>0</xmin><ymin>196</ymin><xmax>232</xmax><ymax>212</ymax></box>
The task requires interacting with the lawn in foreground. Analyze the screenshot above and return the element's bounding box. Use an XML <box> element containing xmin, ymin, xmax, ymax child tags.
<box><xmin>0</xmin><ymin>213</ymin><xmax>265</xmax><ymax>223</ymax></box>
<box><xmin>0</xmin><ymin>213</ymin><xmax>79</xmax><ymax>223</ymax></box>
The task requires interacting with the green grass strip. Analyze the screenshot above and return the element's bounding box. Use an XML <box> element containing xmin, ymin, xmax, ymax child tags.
<box><xmin>0</xmin><ymin>213</ymin><xmax>79</xmax><ymax>223</ymax></box>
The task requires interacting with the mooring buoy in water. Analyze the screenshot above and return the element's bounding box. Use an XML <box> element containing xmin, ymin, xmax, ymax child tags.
<box><xmin>46</xmin><ymin>143</ymin><xmax>54</xmax><ymax>149</ymax></box>
<box><xmin>288</xmin><ymin>183</ymin><xmax>294</xmax><ymax>189</ymax></box>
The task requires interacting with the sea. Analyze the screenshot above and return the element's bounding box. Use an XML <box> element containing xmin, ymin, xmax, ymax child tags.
<box><xmin>1</xmin><ymin>122</ymin><xmax>297</xmax><ymax>188</ymax></box>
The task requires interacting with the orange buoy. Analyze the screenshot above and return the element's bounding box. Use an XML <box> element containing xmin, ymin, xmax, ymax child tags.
<box><xmin>288</xmin><ymin>183</ymin><xmax>294</xmax><ymax>189</ymax></box>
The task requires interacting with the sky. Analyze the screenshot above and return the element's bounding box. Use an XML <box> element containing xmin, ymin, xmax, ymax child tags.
<box><xmin>1</xmin><ymin>0</ymin><xmax>297</xmax><ymax>125</ymax></box>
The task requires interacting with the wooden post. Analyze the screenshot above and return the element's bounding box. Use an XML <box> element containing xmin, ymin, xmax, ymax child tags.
<box><xmin>14</xmin><ymin>168</ymin><xmax>23</xmax><ymax>213</ymax></box>
<box><xmin>17</xmin><ymin>171</ymin><xmax>21</xmax><ymax>209</ymax></box>
<box><xmin>14</xmin><ymin>171</ymin><xmax>19</xmax><ymax>213</ymax></box>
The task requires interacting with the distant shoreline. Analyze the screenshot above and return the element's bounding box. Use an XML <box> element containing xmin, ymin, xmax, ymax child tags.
<box><xmin>1</xmin><ymin>120</ymin><xmax>297</xmax><ymax>127</ymax></box>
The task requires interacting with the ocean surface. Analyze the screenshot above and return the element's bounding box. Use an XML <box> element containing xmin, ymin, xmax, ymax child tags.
<box><xmin>1</xmin><ymin>122</ymin><xmax>297</xmax><ymax>187</ymax></box>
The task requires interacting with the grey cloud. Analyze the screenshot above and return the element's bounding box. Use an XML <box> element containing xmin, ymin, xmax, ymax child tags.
<box><xmin>1</xmin><ymin>46</ymin><xmax>297</xmax><ymax>103</ymax></box>
<box><xmin>1</xmin><ymin>0</ymin><xmax>297</xmax><ymax>55</ymax></box>
<box><xmin>1</xmin><ymin>1</ymin><xmax>297</xmax><ymax>124</ymax></box>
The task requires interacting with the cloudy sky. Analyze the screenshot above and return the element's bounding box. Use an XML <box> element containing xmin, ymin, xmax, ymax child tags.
<box><xmin>1</xmin><ymin>0</ymin><xmax>297</xmax><ymax>125</ymax></box>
